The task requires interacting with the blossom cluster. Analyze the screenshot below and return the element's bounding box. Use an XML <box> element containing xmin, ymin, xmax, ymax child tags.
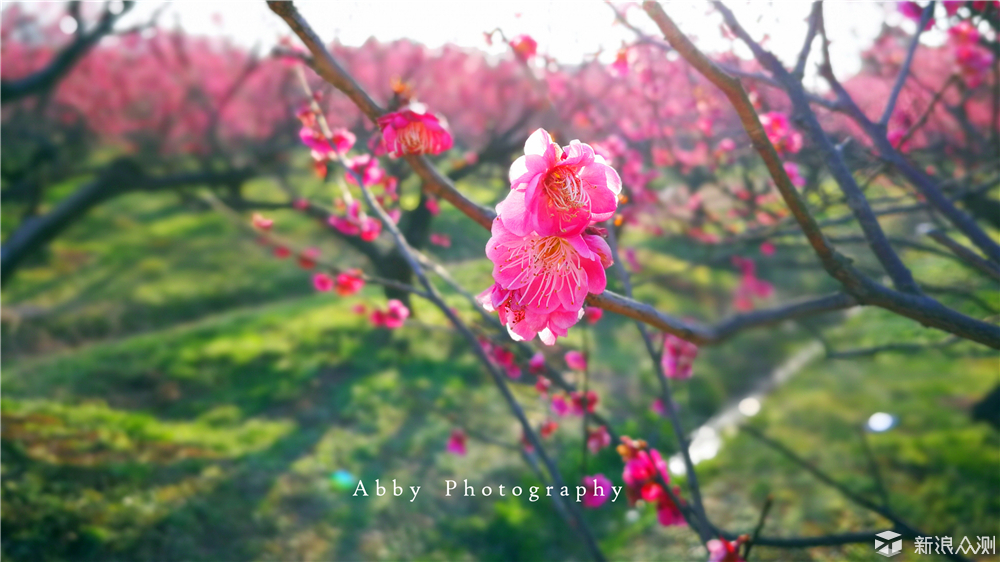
<box><xmin>731</xmin><ymin>256</ymin><xmax>774</xmax><ymax>312</ymax></box>
<box><xmin>707</xmin><ymin>536</ymin><xmax>748</xmax><ymax>562</ymax></box>
<box><xmin>480</xmin><ymin>129</ymin><xmax>622</xmax><ymax>345</ymax></box>
<box><xmin>948</xmin><ymin>21</ymin><xmax>993</xmax><ymax>88</ymax></box>
<box><xmin>618</xmin><ymin>437</ymin><xmax>686</xmax><ymax>527</ymax></box>
<box><xmin>662</xmin><ymin>334</ymin><xmax>699</xmax><ymax>380</ymax></box>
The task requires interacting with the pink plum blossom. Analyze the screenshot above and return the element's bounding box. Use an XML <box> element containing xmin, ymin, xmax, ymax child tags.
<box><xmin>954</xmin><ymin>44</ymin><xmax>993</xmax><ymax>88</ymax></box>
<box><xmin>298</xmin><ymin>248</ymin><xmax>320</xmax><ymax>270</ymax></box>
<box><xmin>251</xmin><ymin>213</ymin><xmax>273</xmax><ymax>230</ymax></box>
<box><xmin>376</xmin><ymin>103</ymin><xmax>453</xmax><ymax>157</ymax></box>
<box><xmin>732</xmin><ymin>256</ymin><xmax>774</xmax><ymax>311</ymax></box>
<box><xmin>334</xmin><ymin>269</ymin><xmax>365</xmax><ymax>296</ymax></box>
<box><xmin>535</xmin><ymin>375</ymin><xmax>552</xmax><ymax>395</ymax></box>
<box><xmin>492</xmin><ymin>345</ymin><xmax>516</xmax><ymax>370</ymax></box>
<box><xmin>581</xmin><ymin>474</ymin><xmax>613</xmax><ymax>508</ymax></box>
<box><xmin>529</xmin><ymin>352</ymin><xmax>547</xmax><ymax>375</ymax></box>
<box><xmin>611</xmin><ymin>47</ymin><xmax>632</xmax><ymax>77</ymax></box>
<box><xmin>571</xmin><ymin>390</ymin><xmax>599</xmax><ymax>415</ymax></box>
<box><xmin>505</xmin><ymin>364</ymin><xmax>522</xmax><ymax>379</ymax></box>
<box><xmin>621</xmin><ymin>447</ymin><xmax>686</xmax><ymax>527</ymax></box>
<box><xmin>583</xmin><ymin>306</ymin><xmax>603</xmax><ymax>324</ymax></box>
<box><xmin>717</xmin><ymin>138</ymin><xmax>736</xmax><ymax>153</ymax></box>
<box><xmin>551</xmin><ymin>394</ymin><xmax>570</xmax><ymax>416</ymax></box>
<box><xmin>509</xmin><ymin>34</ymin><xmax>537</xmax><ymax>61</ymax></box>
<box><xmin>898</xmin><ymin>2</ymin><xmax>934</xmax><ymax>29</ymax></box>
<box><xmin>662</xmin><ymin>334</ymin><xmax>698</xmax><ymax>380</ymax></box>
<box><xmin>344</xmin><ymin>154</ymin><xmax>386</xmax><ymax>186</ymax></box>
<box><xmin>430</xmin><ymin>233</ymin><xmax>451</xmax><ymax>247</ymax></box>
<box><xmin>707</xmin><ymin>537</ymin><xmax>747</xmax><ymax>562</ymax></box>
<box><xmin>783</xmin><ymin>161</ymin><xmax>805</xmax><ymax>188</ymax></box>
<box><xmin>948</xmin><ymin>21</ymin><xmax>980</xmax><ymax>45</ymax></box>
<box><xmin>299</xmin><ymin>126</ymin><xmax>355</xmax><ymax>160</ymax></box>
<box><xmin>540</xmin><ymin>419</ymin><xmax>559</xmax><ymax>438</ymax></box>
<box><xmin>481</xmin><ymin>217</ymin><xmax>613</xmax><ymax>345</ymax></box>
<box><xmin>370</xmin><ymin>299</ymin><xmax>410</xmax><ymax>329</ymax></box>
<box><xmin>313</xmin><ymin>272</ymin><xmax>334</xmax><ymax>292</ymax></box>
<box><xmin>446</xmin><ymin>429</ymin><xmax>467</xmax><ymax>455</ymax></box>
<box><xmin>942</xmin><ymin>0</ymin><xmax>963</xmax><ymax>15</ymax></box>
<box><xmin>651</xmin><ymin>398</ymin><xmax>666</xmax><ymax>416</ymax></box>
<box><xmin>329</xmin><ymin>200</ymin><xmax>382</xmax><ymax>241</ymax></box>
<box><xmin>759</xmin><ymin>241</ymin><xmax>776</xmax><ymax>256</ymax></box>
<box><xmin>587</xmin><ymin>425</ymin><xmax>611</xmax><ymax>453</ymax></box>
<box><xmin>425</xmin><ymin>197</ymin><xmax>441</xmax><ymax>216</ymax></box>
<box><xmin>565</xmin><ymin>350</ymin><xmax>587</xmax><ymax>371</ymax></box>
<box><xmin>502</xmin><ymin>128</ymin><xmax>622</xmax><ymax>237</ymax></box>
<box><xmin>759</xmin><ymin>112</ymin><xmax>803</xmax><ymax>155</ymax></box>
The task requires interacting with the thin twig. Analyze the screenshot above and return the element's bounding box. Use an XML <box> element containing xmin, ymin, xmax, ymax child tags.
<box><xmin>606</xmin><ymin>223</ymin><xmax>713</xmax><ymax>544</ymax></box>
<box><xmin>879</xmin><ymin>1</ymin><xmax>935</xmax><ymax>127</ymax></box>
<box><xmin>740</xmin><ymin>425</ymin><xmax>970</xmax><ymax>562</ymax></box>
<box><xmin>857</xmin><ymin>429</ymin><xmax>890</xmax><ymax>509</ymax></box>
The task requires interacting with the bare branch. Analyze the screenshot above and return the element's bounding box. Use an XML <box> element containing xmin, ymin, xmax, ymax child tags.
<box><xmin>1</xmin><ymin>2</ymin><xmax>136</xmax><ymax>105</ymax></box>
<box><xmin>813</xmin><ymin>7</ymin><xmax>1000</xmax><ymax>262</ymax></box>
<box><xmin>918</xmin><ymin>224</ymin><xmax>1000</xmax><ymax>282</ymax></box>
<box><xmin>1</xmin><ymin>162</ymin><xmax>257</xmax><ymax>284</ymax></box>
<box><xmin>607</xmin><ymin>225</ymin><xmax>713</xmax><ymax>543</ymax></box>
<box><xmin>879</xmin><ymin>1</ymin><xmax>934</xmax><ymax>127</ymax></box>
<box><xmin>741</xmin><ymin>426</ymin><xmax>971</xmax><ymax>562</ymax></box>
<box><xmin>792</xmin><ymin>2</ymin><xmax>822</xmax><ymax>79</ymax></box>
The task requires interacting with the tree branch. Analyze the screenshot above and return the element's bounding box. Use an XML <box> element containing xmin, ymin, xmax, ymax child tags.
<box><xmin>879</xmin><ymin>1</ymin><xmax>934</xmax><ymax>127</ymax></box>
<box><xmin>1</xmin><ymin>162</ymin><xmax>257</xmax><ymax>284</ymax></box>
<box><xmin>741</xmin><ymin>426</ymin><xmax>970</xmax><ymax>562</ymax></box>
<box><xmin>1</xmin><ymin>2</ymin><xmax>135</xmax><ymax>105</ymax></box>
<box><xmin>639</xmin><ymin>1</ymin><xmax>1000</xmax><ymax>348</ymax></box>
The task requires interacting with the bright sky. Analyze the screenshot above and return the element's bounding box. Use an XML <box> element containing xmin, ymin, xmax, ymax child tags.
<box><xmin>42</xmin><ymin>1</ymin><xmax>952</xmax><ymax>86</ymax></box>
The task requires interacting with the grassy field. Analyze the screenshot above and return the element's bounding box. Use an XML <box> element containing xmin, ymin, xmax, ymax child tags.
<box><xmin>2</xmin><ymin>177</ymin><xmax>997</xmax><ymax>561</ymax></box>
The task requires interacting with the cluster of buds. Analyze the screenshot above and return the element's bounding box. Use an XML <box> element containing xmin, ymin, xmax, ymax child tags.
<box><xmin>662</xmin><ymin>334</ymin><xmax>699</xmax><ymax>380</ymax></box>
<box><xmin>617</xmin><ymin>436</ymin><xmax>686</xmax><ymax>527</ymax></box>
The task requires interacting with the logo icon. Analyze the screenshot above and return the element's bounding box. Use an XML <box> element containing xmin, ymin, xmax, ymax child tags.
<box><xmin>876</xmin><ymin>531</ymin><xmax>902</xmax><ymax>557</ymax></box>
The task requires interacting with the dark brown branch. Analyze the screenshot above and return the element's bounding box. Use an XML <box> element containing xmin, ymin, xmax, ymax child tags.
<box><xmin>742</xmin><ymin>426</ymin><xmax>970</xmax><ymax>562</ymax></box>
<box><xmin>720</xmin><ymin>530</ymin><xmax>899</xmax><ymax>548</ymax></box>
<box><xmin>792</xmin><ymin>2</ymin><xmax>822</xmax><ymax>79</ymax></box>
<box><xmin>1</xmin><ymin>2</ymin><xmax>135</xmax><ymax>105</ymax></box>
<box><xmin>918</xmin><ymin>224</ymin><xmax>1000</xmax><ymax>282</ymax></box>
<box><xmin>1</xmin><ymin>161</ymin><xmax>257</xmax><ymax>284</ymax></box>
<box><xmin>827</xmin><ymin>336</ymin><xmax>961</xmax><ymax>359</ymax></box>
<box><xmin>879</xmin><ymin>1</ymin><xmax>934</xmax><ymax>127</ymax></box>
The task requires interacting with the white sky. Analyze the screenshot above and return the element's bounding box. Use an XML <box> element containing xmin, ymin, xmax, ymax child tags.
<box><xmin>24</xmin><ymin>1</ymin><xmax>954</xmax><ymax>86</ymax></box>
